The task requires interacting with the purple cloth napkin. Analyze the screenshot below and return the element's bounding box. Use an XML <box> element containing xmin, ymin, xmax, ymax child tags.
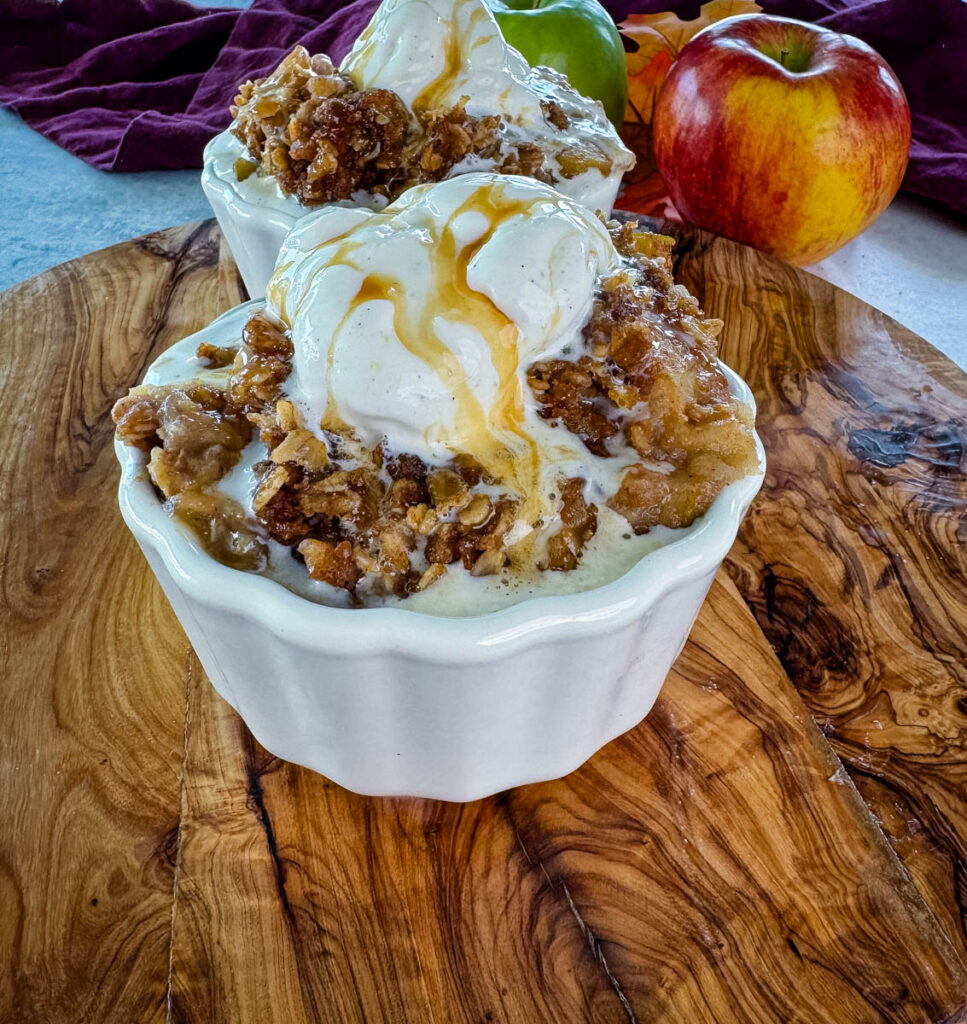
<box><xmin>1</xmin><ymin>0</ymin><xmax>964</xmax><ymax>216</ymax></box>
<box><xmin>0</xmin><ymin>0</ymin><xmax>379</xmax><ymax>170</ymax></box>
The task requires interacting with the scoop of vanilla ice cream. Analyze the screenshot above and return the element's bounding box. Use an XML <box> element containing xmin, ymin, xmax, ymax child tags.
<box><xmin>340</xmin><ymin>0</ymin><xmax>634</xmax><ymax>213</ymax></box>
<box><xmin>266</xmin><ymin>173</ymin><xmax>630</xmax><ymax>519</ymax></box>
<box><xmin>342</xmin><ymin>0</ymin><xmax>547</xmax><ymax>121</ymax></box>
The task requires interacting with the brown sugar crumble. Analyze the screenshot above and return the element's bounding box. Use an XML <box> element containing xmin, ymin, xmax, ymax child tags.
<box><xmin>531</xmin><ymin>220</ymin><xmax>757</xmax><ymax>532</ymax></box>
<box><xmin>113</xmin><ymin>221</ymin><xmax>757</xmax><ymax>602</ymax></box>
<box><xmin>229</xmin><ymin>46</ymin><xmax>611</xmax><ymax>207</ymax></box>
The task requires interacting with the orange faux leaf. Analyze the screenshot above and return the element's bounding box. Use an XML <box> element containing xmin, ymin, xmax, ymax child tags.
<box><xmin>622</xmin><ymin>0</ymin><xmax>763</xmax><ymax>128</ymax></box>
<box><xmin>623</xmin><ymin>47</ymin><xmax>673</xmax><ymax>149</ymax></box>
<box><xmin>617</xmin><ymin>0</ymin><xmax>761</xmax><ymax>216</ymax></box>
<box><xmin>619</xmin><ymin>173</ymin><xmax>681</xmax><ymax>221</ymax></box>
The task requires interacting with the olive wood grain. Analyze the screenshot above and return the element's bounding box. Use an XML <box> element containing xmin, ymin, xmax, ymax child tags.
<box><xmin>167</xmin><ymin>574</ymin><xmax>967</xmax><ymax>1024</ymax></box>
<box><xmin>0</xmin><ymin>222</ymin><xmax>237</xmax><ymax>1023</ymax></box>
<box><xmin>1</xmin><ymin>218</ymin><xmax>966</xmax><ymax>1023</ymax></box>
<box><xmin>666</xmin><ymin>226</ymin><xmax>967</xmax><ymax>957</ymax></box>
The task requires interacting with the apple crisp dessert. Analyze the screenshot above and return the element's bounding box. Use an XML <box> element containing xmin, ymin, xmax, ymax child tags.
<box><xmin>113</xmin><ymin>219</ymin><xmax>758</xmax><ymax>603</ymax></box>
<box><xmin>231</xmin><ymin>45</ymin><xmax>613</xmax><ymax>208</ymax></box>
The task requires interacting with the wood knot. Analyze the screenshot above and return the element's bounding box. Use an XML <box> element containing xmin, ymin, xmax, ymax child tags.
<box><xmin>847</xmin><ymin>421</ymin><xmax>965</xmax><ymax>473</ymax></box>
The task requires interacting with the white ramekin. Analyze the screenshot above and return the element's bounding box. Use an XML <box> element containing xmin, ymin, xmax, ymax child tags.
<box><xmin>201</xmin><ymin>130</ymin><xmax>625</xmax><ymax>300</ymax></box>
<box><xmin>116</xmin><ymin>302</ymin><xmax>764</xmax><ymax>801</ymax></box>
<box><xmin>202</xmin><ymin>130</ymin><xmax>302</xmax><ymax>299</ymax></box>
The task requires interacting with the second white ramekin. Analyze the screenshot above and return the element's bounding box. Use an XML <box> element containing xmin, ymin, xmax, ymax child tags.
<box><xmin>202</xmin><ymin>130</ymin><xmax>302</xmax><ymax>299</ymax></box>
<box><xmin>201</xmin><ymin>130</ymin><xmax>625</xmax><ymax>300</ymax></box>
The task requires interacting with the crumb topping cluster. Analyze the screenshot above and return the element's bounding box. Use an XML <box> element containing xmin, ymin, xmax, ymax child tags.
<box><xmin>531</xmin><ymin>223</ymin><xmax>757</xmax><ymax>533</ymax></box>
<box><xmin>113</xmin><ymin>222</ymin><xmax>758</xmax><ymax>602</ymax></box>
<box><xmin>230</xmin><ymin>46</ymin><xmax>610</xmax><ymax>206</ymax></box>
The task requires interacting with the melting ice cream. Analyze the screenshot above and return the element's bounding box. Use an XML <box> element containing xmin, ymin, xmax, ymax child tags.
<box><xmin>268</xmin><ymin>173</ymin><xmax>634</xmax><ymax>522</ymax></box>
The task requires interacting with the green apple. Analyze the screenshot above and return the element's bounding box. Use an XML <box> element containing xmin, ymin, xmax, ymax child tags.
<box><xmin>489</xmin><ymin>0</ymin><xmax>628</xmax><ymax>126</ymax></box>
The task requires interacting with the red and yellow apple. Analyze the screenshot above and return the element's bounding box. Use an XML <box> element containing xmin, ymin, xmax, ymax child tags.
<box><xmin>652</xmin><ymin>15</ymin><xmax>911</xmax><ymax>265</ymax></box>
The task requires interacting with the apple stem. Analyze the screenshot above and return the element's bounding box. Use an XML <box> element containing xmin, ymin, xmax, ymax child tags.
<box><xmin>780</xmin><ymin>48</ymin><xmax>789</xmax><ymax>67</ymax></box>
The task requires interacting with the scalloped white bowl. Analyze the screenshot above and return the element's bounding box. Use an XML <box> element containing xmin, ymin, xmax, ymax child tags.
<box><xmin>202</xmin><ymin>130</ymin><xmax>303</xmax><ymax>299</ymax></box>
<box><xmin>116</xmin><ymin>303</ymin><xmax>764</xmax><ymax>801</ymax></box>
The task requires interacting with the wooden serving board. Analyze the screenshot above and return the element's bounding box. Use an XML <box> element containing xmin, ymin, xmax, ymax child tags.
<box><xmin>1</xmin><ymin>218</ymin><xmax>966</xmax><ymax>1024</ymax></box>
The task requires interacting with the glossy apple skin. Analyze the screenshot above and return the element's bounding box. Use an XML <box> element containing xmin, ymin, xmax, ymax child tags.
<box><xmin>653</xmin><ymin>15</ymin><xmax>911</xmax><ymax>265</ymax></box>
<box><xmin>490</xmin><ymin>0</ymin><xmax>628</xmax><ymax>126</ymax></box>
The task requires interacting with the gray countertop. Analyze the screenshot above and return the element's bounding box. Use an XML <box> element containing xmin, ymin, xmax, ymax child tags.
<box><xmin>0</xmin><ymin>110</ymin><xmax>213</xmax><ymax>288</ymax></box>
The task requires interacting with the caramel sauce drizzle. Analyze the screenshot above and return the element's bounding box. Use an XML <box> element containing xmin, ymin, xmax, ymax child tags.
<box><xmin>269</xmin><ymin>236</ymin><xmax>365</xmax><ymax>331</ymax></box>
<box><xmin>265</xmin><ymin>261</ymin><xmax>294</xmax><ymax>327</ymax></box>
<box><xmin>343</xmin><ymin>0</ymin><xmax>494</xmax><ymax>114</ymax></box>
<box><xmin>412</xmin><ymin>1</ymin><xmax>492</xmax><ymax>112</ymax></box>
<box><xmin>323</xmin><ymin>184</ymin><xmax>545</xmax><ymax>516</ymax></box>
<box><xmin>339</xmin><ymin>0</ymin><xmax>383</xmax><ymax>79</ymax></box>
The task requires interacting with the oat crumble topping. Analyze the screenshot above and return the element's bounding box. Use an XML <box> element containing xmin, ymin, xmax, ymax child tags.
<box><xmin>113</xmin><ymin>222</ymin><xmax>758</xmax><ymax>602</ymax></box>
<box><xmin>229</xmin><ymin>46</ymin><xmax>612</xmax><ymax>207</ymax></box>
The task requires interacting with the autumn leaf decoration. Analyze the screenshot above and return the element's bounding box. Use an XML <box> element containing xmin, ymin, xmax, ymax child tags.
<box><xmin>618</xmin><ymin>0</ymin><xmax>762</xmax><ymax>217</ymax></box>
